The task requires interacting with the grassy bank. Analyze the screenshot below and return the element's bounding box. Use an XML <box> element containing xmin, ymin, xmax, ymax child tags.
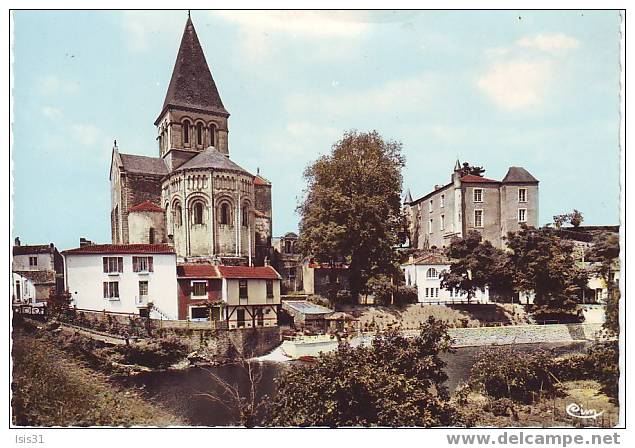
<box><xmin>12</xmin><ymin>328</ymin><xmax>184</xmax><ymax>427</ymax></box>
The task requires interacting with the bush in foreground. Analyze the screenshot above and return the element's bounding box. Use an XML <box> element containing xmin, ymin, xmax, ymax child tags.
<box><xmin>266</xmin><ymin>317</ymin><xmax>457</xmax><ymax>427</ymax></box>
<box><xmin>115</xmin><ymin>336</ymin><xmax>190</xmax><ymax>369</ymax></box>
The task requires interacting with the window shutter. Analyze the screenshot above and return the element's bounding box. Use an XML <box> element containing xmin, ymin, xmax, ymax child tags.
<box><xmin>118</xmin><ymin>257</ymin><xmax>123</xmax><ymax>272</ymax></box>
<box><xmin>148</xmin><ymin>257</ymin><xmax>154</xmax><ymax>272</ymax></box>
<box><xmin>103</xmin><ymin>282</ymin><xmax>108</xmax><ymax>298</ymax></box>
<box><xmin>103</xmin><ymin>258</ymin><xmax>108</xmax><ymax>273</ymax></box>
<box><xmin>132</xmin><ymin>257</ymin><xmax>138</xmax><ymax>272</ymax></box>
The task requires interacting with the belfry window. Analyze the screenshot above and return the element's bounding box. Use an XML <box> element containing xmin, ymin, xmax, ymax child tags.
<box><xmin>193</xmin><ymin>202</ymin><xmax>204</xmax><ymax>225</ymax></box>
<box><xmin>209</xmin><ymin>125</ymin><xmax>216</xmax><ymax>147</ymax></box>
<box><xmin>183</xmin><ymin>120</ymin><xmax>190</xmax><ymax>144</ymax></box>
<box><xmin>220</xmin><ymin>203</ymin><xmax>230</xmax><ymax>225</ymax></box>
<box><xmin>197</xmin><ymin>122</ymin><xmax>203</xmax><ymax>146</ymax></box>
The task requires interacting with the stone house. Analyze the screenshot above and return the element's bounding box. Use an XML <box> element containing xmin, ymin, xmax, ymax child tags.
<box><xmin>110</xmin><ymin>15</ymin><xmax>272</xmax><ymax>264</ymax></box>
<box><xmin>405</xmin><ymin>161</ymin><xmax>539</xmax><ymax>250</ymax></box>
<box><xmin>12</xmin><ymin>272</ymin><xmax>37</xmax><ymax>305</ymax></box>
<box><xmin>272</xmin><ymin>232</ymin><xmax>303</xmax><ymax>293</ymax></box>
<box><xmin>12</xmin><ymin>237</ymin><xmax>64</xmax><ymax>301</ymax></box>
<box><xmin>401</xmin><ymin>252</ymin><xmax>490</xmax><ymax>304</ymax></box>
<box><xmin>302</xmin><ymin>258</ymin><xmax>350</xmax><ymax>297</ymax></box>
<box><xmin>62</xmin><ymin>243</ymin><xmax>178</xmax><ymax>320</ymax></box>
<box><xmin>176</xmin><ymin>264</ymin><xmax>281</xmax><ymax>329</ymax></box>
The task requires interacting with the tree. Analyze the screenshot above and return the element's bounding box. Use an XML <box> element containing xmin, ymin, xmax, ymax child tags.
<box><xmin>440</xmin><ymin>231</ymin><xmax>511</xmax><ymax>303</ymax></box>
<box><xmin>552</xmin><ymin>209</ymin><xmax>584</xmax><ymax>229</ymax></box>
<box><xmin>586</xmin><ymin>232</ymin><xmax>620</xmax><ymax>335</ymax></box>
<box><xmin>505</xmin><ymin>225</ymin><xmax>588</xmax><ymax>320</ymax></box>
<box><xmin>297</xmin><ymin>130</ymin><xmax>406</xmax><ymax>302</ymax></box>
<box><xmin>458</xmin><ymin>162</ymin><xmax>485</xmax><ymax>177</ymax></box>
<box><xmin>266</xmin><ymin>318</ymin><xmax>458</xmax><ymax>427</ymax></box>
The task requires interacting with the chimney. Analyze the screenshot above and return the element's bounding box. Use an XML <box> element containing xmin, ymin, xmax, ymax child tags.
<box><xmin>14</xmin><ymin>237</ymin><xmax>20</xmax><ymax>246</ymax></box>
<box><xmin>434</xmin><ymin>184</ymin><xmax>441</xmax><ymax>190</ymax></box>
<box><xmin>79</xmin><ymin>237</ymin><xmax>94</xmax><ymax>247</ymax></box>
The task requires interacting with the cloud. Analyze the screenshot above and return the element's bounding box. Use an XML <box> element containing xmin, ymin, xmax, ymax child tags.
<box><xmin>121</xmin><ymin>11</ymin><xmax>179</xmax><ymax>53</ymax></box>
<box><xmin>213</xmin><ymin>11</ymin><xmax>371</xmax><ymax>62</ymax></box>
<box><xmin>38</xmin><ymin>75</ymin><xmax>78</xmax><ymax>96</ymax></box>
<box><xmin>516</xmin><ymin>33</ymin><xmax>580</xmax><ymax>53</ymax></box>
<box><xmin>477</xmin><ymin>60</ymin><xmax>552</xmax><ymax>111</ymax></box>
<box><xmin>40</xmin><ymin>105</ymin><xmax>62</xmax><ymax>119</ymax></box>
<box><xmin>287</xmin><ymin>75</ymin><xmax>436</xmax><ymax>119</ymax></box>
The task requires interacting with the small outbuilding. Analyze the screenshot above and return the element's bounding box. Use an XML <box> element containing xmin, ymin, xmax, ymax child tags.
<box><xmin>281</xmin><ymin>300</ymin><xmax>333</xmax><ymax>330</ymax></box>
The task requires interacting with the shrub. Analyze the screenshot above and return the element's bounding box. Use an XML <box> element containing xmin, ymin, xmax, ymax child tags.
<box><xmin>367</xmin><ymin>276</ymin><xmax>417</xmax><ymax>306</ymax></box>
<box><xmin>469</xmin><ymin>347</ymin><xmax>559</xmax><ymax>403</ymax></box>
<box><xmin>116</xmin><ymin>336</ymin><xmax>190</xmax><ymax>369</ymax></box>
<box><xmin>531</xmin><ymin>306</ymin><xmax>583</xmax><ymax>324</ymax></box>
<box><xmin>484</xmin><ymin>397</ymin><xmax>518</xmax><ymax>418</ymax></box>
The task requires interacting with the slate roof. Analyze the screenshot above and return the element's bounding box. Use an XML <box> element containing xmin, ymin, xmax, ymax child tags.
<box><xmin>157</xmin><ymin>16</ymin><xmax>228</xmax><ymax>124</ymax></box>
<box><xmin>460</xmin><ymin>174</ymin><xmax>500</xmax><ymax>183</ymax></box>
<box><xmin>129</xmin><ymin>201</ymin><xmax>165</xmax><ymax>213</ymax></box>
<box><xmin>119</xmin><ymin>153</ymin><xmax>169</xmax><ymax>175</ymax></box>
<box><xmin>177</xmin><ymin>264</ymin><xmax>221</xmax><ymax>279</ymax></box>
<box><xmin>13</xmin><ymin>245</ymin><xmax>54</xmax><ymax>256</ymax></box>
<box><xmin>63</xmin><ymin>244</ymin><xmax>175</xmax><ymax>255</ymax></box>
<box><xmin>217</xmin><ymin>265</ymin><xmax>281</xmax><ymax>280</ymax></box>
<box><xmin>174</xmin><ymin>146</ymin><xmax>252</xmax><ymax>175</ymax></box>
<box><xmin>14</xmin><ymin>270</ymin><xmax>56</xmax><ymax>285</ymax></box>
<box><xmin>502</xmin><ymin>167</ymin><xmax>539</xmax><ymax>183</ymax></box>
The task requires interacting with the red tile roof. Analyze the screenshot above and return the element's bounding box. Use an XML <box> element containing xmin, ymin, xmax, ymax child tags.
<box><xmin>177</xmin><ymin>264</ymin><xmax>221</xmax><ymax>279</ymax></box>
<box><xmin>460</xmin><ymin>174</ymin><xmax>499</xmax><ymax>183</ymax></box>
<box><xmin>62</xmin><ymin>244</ymin><xmax>175</xmax><ymax>255</ymax></box>
<box><xmin>254</xmin><ymin>210</ymin><xmax>269</xmax><ymax>218</ymax></box>
<box><xmin>254</xmin><ymin>175</ymin><xmax>271</xmax><ymax>186</ymax></box>
<box><xmin>129</xmin><ymin>201</ymin><xmax>164</xmax><ymax>213</ymax></box>
<box><xmin>406</xmin><ymin>253</ymin><xmax>450</xmax><ymax>266</ymax></box>
<box><xmin>217</xmin><ymin>265</ymin><xmax>281</xmax><ymax>280</ymax></box>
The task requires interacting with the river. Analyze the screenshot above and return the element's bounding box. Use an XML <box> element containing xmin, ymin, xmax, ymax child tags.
<box><xmin>122</xmin><ymin>341</ymin><xmax>591</xmax><ymax>426</ymax></box>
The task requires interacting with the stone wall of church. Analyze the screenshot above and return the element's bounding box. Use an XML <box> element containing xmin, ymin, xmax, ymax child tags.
<box><xmin>162</xmin><ymin>109</ymin><xmax>229</xmax><ymax>156</ymax></box>
<box><xmin>254</xmin><ymin>183</ymin><xmax>272</xmax><ymax>216</ymax></box>
<box><xmin>120</xmin><ymin>173</ymin><xmax>164</xmax><ymax>244</ymax></box>
<box><xmin>128</xmin><ymin>211</ymin><xmax>166</xmax><ymax>244</ymax></box>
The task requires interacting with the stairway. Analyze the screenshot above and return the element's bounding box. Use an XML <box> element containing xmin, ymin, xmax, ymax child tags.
<box><xmin>150</xmin><ymin>304</ymin><xmax>173</xmax><ymax>321</ymax></box>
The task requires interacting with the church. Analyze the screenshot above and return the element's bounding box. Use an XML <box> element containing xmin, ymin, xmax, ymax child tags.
<box><xmin>110</xmin><ymin>15</ymin><xmax>272</xmax><ymax>266</ymax></box>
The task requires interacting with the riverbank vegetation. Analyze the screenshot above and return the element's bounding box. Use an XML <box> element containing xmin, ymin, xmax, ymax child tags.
<box><xmin>12</xmin><ymin>326</ymin><xmax>183</xmax><ymax>426</ymax></box>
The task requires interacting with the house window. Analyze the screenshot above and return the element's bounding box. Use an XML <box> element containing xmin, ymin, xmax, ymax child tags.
<box><xmin>103</xmin><ymin>257</ymin><xmax>123</xmax><ymax>273</ymax></box>
<box><xmin>429</xmin><ymin>218</ymin><xmax>433</xmax><ymax>234</ymax></box>
<box><xmin>285</xmin><ymin>240</ymin><xmax>292</xmax><ymax>254</ymax></box>
<box><xmin>193</xmin><ymin>202</ymin><xmax>204</xmax><ymax>225</ymax></box>
<box><xmin>132</xmin><ymin>256</ymin><xmax>153</xmax><ymax>272</ymax></box>
<box><xmin>197</xmin><ymin>122</ymin><xmax>203</xmax><ymax>146</ymax></box>
<box><xmin>149</xmin><ymin>227</ymin><xmax>155</xmax><ymax>244</ymax></box>
<box><xmin>518</xmin><ymin>208</ymin><xmax>527</xmax><ymax>223</ymax></box>
<box><xmin>473</xmin><ymin>188</ymin><xmax>483</xmax><ymax>203</ymax></box>
<box><xmin>29</xmin><ymin>256</ymin><xmax>37</xmax><ymax>267</ymax></box>
<box><xmin>103</xmin><ymin>281</ymin><xmax>119</xmax><ymax>299</ymax></box>
<box><xmin>192</xmin><ymin>281</ymin><xmax>207</xmax><ymax>297</ymax></box>
<box><xmin>426</xmin><ymin>268</ymin><xmax>438</xmax><ymax>279</ymax></box>
<box><xmin>255</xmin><ymin>308</ymin><xmax>264</xmax><ymax>326</ymax></box>
<box><xmin>220</xmin><ymin>203</ymin><xmax>230</xmax><ymax>225</ymax></box>
<box><xmin>289</xmin><ymin>267</ymin><xmax>296</xmax><ymax>279</ymax></box>
<box><xmin>429</xmin><ymin>200</ymin><xmax>433</xmax><ymax>212</ymax></box>
<box><xmin>239</xmin><ymin>280</ymin><xmax>248</xmax><ymax>299</ymax></box>
<box><xmin>440</xmin><ymin>194</ymin><xmax>445</xmax><ymax>208</ymax></box>
<box><xmin>183</xmin><ymin>120</ymin><xmax>190</xmax><ymax>144</ymax></box>
<box><xmin>474</xmin><ymin>210</ymin><xmax>483</xmax><ymax>228</ymax></box>
<box><xmin>435</xmin><ymin>288</ymin><xmax>439</xmax><ymax>298</ymax></box>
<box><xmin>138</xmin><ymin>281</ymin><xmax>148</xmax><ymax>297</ymax></box>
<box><xmin>266</xmin><ymin>280</ymin><xmax>274</xmax><ymax>299</ymax></box>
<box><xmin>425</xmin><ymin>288</ymin><xmax>429</xmax><ymax>298</ymax></box>
<box><xmin>237</xmin><ymin>309</ymin><xmax>246</xmax><ymax>327</ymax></box>
<box><xmin>440</xmin><ymin>214</ymin><xmax>445</xmax><ymax>231</ymax></box>
<box><xmin>518</xmin><ymin>188</ymin><xmax>527</xmax><ymax>203</ymax></box>
<box><xmin>191</xmin><ymin>306</ymin><xmax>209</xmax><ymax>320</ymax></box>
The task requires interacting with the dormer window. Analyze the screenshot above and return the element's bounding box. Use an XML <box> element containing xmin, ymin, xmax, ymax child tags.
<box><xmin>183</xmin><ymin>120</ymin><xmax>190</xmax><ymax>144</ymax></box>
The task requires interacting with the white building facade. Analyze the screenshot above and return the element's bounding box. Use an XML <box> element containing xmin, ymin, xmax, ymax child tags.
<box><xmin>63</xmin><ymin>244</ymin><xmax>178</xmax><ymax>320</ymax></box>
<box><xmin>402</xmin><ymin>253</ymin><xmax>490</xmax><ymax>304</ymax></box>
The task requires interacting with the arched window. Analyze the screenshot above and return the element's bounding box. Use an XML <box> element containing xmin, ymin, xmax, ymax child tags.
<box><xmin>174</xmin><ymin>203</ymin><xmax>183</xmax><ymax>227</ymax></box>
<box><xmin>242</xmin><ymin>206</ymin><xmax>249</xmax><ymax>227</ymax></box>
<box><xmin>220</xmin><ymin>203</ymin><xmax>230</xmax><ymax>225</ymax></box>
<box><xmin>209</xmin><ymin>124</ymin><xmax>216</xmax><ymax>147</ymax></box>
<box><xmin>183</xmin><ymin>120</ymin><xmax>190</xmax><ymax>144</ymax></box>
<box><xmin>193</xmin><ymin>202</ymin><xmax>204</xmax><ymax>225</ymax></box>
<box><xmin>426</xmin><ymin>268</ymin><xmax>438</xmax><ymax>279</ymax></box>
<box><xmin>196</xmin><ymin>122</ymin><xmax>203</xmax><ymax>146</ymax></box>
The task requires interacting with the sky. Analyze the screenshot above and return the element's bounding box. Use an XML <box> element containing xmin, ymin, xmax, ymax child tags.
<box><xmin>11</xmin><ymin>10</ymin><xmax>622</xmax><ymax>251</ymax></box>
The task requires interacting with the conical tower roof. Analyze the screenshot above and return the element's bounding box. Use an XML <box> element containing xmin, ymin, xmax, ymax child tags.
<box><xmin>156</xmin><ymin>15</ymin><xmax>228</xmax><ymax>124</ymax></box>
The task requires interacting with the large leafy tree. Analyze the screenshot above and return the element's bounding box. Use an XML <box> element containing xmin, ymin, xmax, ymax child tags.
<box><xmin>265</xmin><ymin>318</ymin><xmax>457</xmax><ymax>427</ymax></box>
<box><xmin>297</xmin><ymin>130</ymin><xmax>405</xmax><ymax>302</ymax></box>
<box><xmin>505</xmin><ymin>225</ymin><xmax>588</xmax><ymax>318</ymax></box>
<box><xmin>440</xmin><ymin>231</ymin><xmax>512</xmax><ymax>303</ymax></box>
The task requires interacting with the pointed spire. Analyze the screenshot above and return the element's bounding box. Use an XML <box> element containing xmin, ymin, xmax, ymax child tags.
<box><xmin>157</xmin><ymin>14</ymin><xmax>228</xmax><ymax>123</ymax></box>
<box><xmin>403</xmin><ymin>188</ymin><xmax>413</xmax><ymax>204</ymax></box>
<box><xmin>454</xmin><ymin>158</ymin><xmax>461</xmax><ymax>171</ymax></box>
